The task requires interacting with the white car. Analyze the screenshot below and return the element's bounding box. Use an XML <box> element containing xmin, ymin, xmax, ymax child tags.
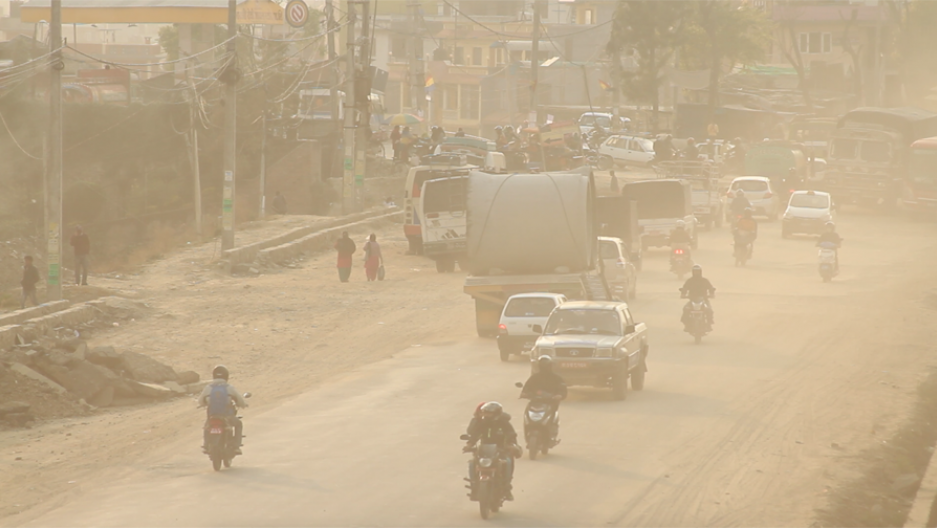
<box><xmin>598</xmin><ymin>135</ymin><xmax>656</xmax><ymax>169</ymax></box>
<box><xmin>782</xmin><ymin>190</ymin><xmax>834</xmax><ymax>238</ymax></box>
<box><xmin>578</xmin><ymin>112</ymin><xmax>627</xmax><ymax>136</ymax></box>
<box><xmin>725</xmin><ymin>176</ymin><xmax>781</xmax><ymax>221</ymax></box>
<box><xmin>598</xmin><ymin>237</ymin><xmax>637</xmax><ymax>302</ymax></box>
<box><xmin>497</xmin><ymin>293</ymin><xmax>567</xmax><ymax>361</ymax></box>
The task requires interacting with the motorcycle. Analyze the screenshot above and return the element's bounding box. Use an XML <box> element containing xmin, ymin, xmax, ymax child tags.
<box><xmin>515</xmin><ymin>382</ymin><xmax>561</xmax><ymax>460</ymax></box>
<box><xmin>460</xmin><ymin>435</ymin><xmax>510</xmax><ymax>519</ymax></box>
<box><xmin>817</xmin><ymin>240</ymin><xmax>840</xmax><ymax>282</ymax></box>
<box><xmin>670</xmin><ymin>244</ymin><xmax>693</xmax><ymax>279</ymax></box>
<box><xmin>203</xmin><ymin>392</ymin><xmax>251</xmax><ymax>471</ymax></box>
<box><xmin>680</xmin><ymin>290</ymin><xmax>712</xmax><ymax>344</ymax></box>
<box><xmin>733</xmin><ymin>231</ymin><xmax>755</xmax><ymax>267</ymax></box>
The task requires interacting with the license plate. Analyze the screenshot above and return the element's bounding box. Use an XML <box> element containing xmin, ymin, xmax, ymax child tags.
<box><xmin>560</xmin><ymin>362</ymin><xmax>588</xmax><ymax>369</ymax></box>
<box><xmin>210</xmin><ymin>428</ymin><xmax>223</xmax><ymax>434</ymax></box>
<box><xmin>521</xmin><ymin>343</ymin><xmax>533</xmax><ymax>351</ymax></box>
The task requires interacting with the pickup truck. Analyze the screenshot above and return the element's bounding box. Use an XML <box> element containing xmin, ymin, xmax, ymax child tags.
<box><xmin>530</xmin><ymin>301</ymin><xmax>649</xmax><ymax>400</ymax></box>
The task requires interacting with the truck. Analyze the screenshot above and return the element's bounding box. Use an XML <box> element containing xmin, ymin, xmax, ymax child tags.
<box><xmin>595</xmin><ymin>196</ymin><xmax>642</xmax><ymax>270</ymax></box>
<box><xmin>620</xmin><ymin>179</ymin><xmax>697</xmax><ymax>250</ymax></box>
<box><xmin>531</xmin><ymin>300</ymin><xmax>649</xmax><ymax>400</ymax></box>
<box><xmin>824</xmin><ymin>107</ymin><xmax>937</xmax><ymax>208</ymax></box>
<box><xmin>462</xmin><ymin>168</ymin><xmax>613</xmax><ymax>337</ymax></box>
<box><xmin>655</xmin><ymin>160</ymin><xmax>724</xmax><ymax>229</ymax></box>
<box><xmin>902</xmin><ymin>136</ymin><xmax>937</xmax><ymax>217</ymax></box>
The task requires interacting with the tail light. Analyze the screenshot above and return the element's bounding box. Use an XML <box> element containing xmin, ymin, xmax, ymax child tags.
<box><xmin>763</xmin><ymin>192</ymin><xmax>773</xmax><ymax>199</ymax></box>
<box><xmin>726</xmin><ymin>190</ymin><xmax>734</xmax><ymax>197</ymax></box>
<box><xmin>789</xmin><ymin>189</ymin><xmax>796</xmax><ymax>194</ymax></box>
<box><xmin>616</xmin><ymin>257</ymin><xmax>627</xmax><ymax>268</ymax></box>
<box><xmin>498</xmin><ymin>324</ymin><xmax>507</xmax><ymax>335</ymax></box>
<box><xmin>673</xmin><ymin>248</ymin><xmax>684</xmax><ymax>255</ymax></box>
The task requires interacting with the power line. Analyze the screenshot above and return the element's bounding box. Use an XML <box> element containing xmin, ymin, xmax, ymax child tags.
<box><xmin>0</xmin><ymin>104</ymin><xmax>42</xmax><ymax>160</ymax></box>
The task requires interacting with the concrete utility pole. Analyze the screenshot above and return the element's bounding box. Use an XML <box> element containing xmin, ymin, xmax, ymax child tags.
<box><xmin>611</xmin><ymin>45</ymin><xmax>621</xmax><ymax>130</ymax></box>
<box><xmin>326</xmin><ymin>0</ymin><xmax>339</xmax><ymax>131</ymax></box>
<box><xmin>220</xmin><ymin>0</ymin><xmax>238</xmax><ymax>250</ymax></box>
<box><xmin>531</xmin><ymin>0</ymin><xmax>544</xmax><ymax>126</ymax></box>
<box><xmin>342</xmin><ymin>0</ymin><xmax>358</xmax><ymax>214</ymax></box>
<box><xmin>259</xmin><ymin>99</ymin><xmax>267</xmax><ymax>218</ymax></box>
<box><xmin>356</xmin><ymin>0</ymin><xmax>371</xmax><ymax>203</ymax></box>
<box><xmin>46</xmin><ymin>0</ymin><xmax>63</xmax><ymax>300</ymax></box>
<box><xmin>408</xmin><ymin>0</ymin><xmax>423</xmax><ymax>114</ymax></box>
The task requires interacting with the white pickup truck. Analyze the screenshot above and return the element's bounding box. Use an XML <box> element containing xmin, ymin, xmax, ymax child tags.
<box><xmin>531</xmin><ymin>301</ymin><xmax>649</xmax><ymax>400</ymax></box>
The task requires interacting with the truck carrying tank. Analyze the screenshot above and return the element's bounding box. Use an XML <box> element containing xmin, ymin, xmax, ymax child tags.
<box><xmin>465</xmin><ymin>167</ymin><xmax>596</xmax><ymax>276</ymax></box>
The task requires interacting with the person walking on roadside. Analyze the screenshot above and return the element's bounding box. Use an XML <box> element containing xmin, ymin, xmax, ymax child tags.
<box><xmin>363</xmin><ymin>233</ymin><xmax>383</xmax><ymax>282</ymax></box>
<box><xmin>334</xmin><ymin>231</ymin><xmax>356</xmax><ymax>283</ymax></box>
<box><xmin>390</xmin><ymin>125</ymin><xmax>402</xmax><ymax>160</ymax></box>
<box><xmin>20</xmin><ymin>255</ymin><xmax>40</xmax><ymax>309</ymax></box>
<box><xmin>70</xmin><ymin>225</ymin><xmax>90</xmax><ymax>286</ymax></box>
<box><xmin>272</xmin><ymin>191</ymin><xmax>288</xmax><ymax>215</ymax></box>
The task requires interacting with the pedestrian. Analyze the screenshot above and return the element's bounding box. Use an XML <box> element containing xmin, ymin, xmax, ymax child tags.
<box><xmin>390</xmin><ymin>125</ymin><xmax>401</xmax><ymax>160</ymax></box>
<box><xmin>334</xmin><ymin>231</ymin><xmax>356</xmax><ymax>283</ymax></box>
<box><xmin>20</xmin><ymin>255</ymin><xmax>40</xmax><ymax>309</ymax></box>
<box><xmin>363</xmin><ymin>233</ymin><xmax>383</xmax><ymax>282</ymax></box>
<box><xmin>610</xmin><ymin>170</ymin><xmax>619</xmax><ymax>194</ymax></box>
<box><xmin>70</xmin><ymin>225</ymin><xmax>90</xmax><ymax>286</ymax></box>
<box><xmin>272</xmin><ymin>191</ymin><xmax>288</xmax><ymax>215</ymax></box>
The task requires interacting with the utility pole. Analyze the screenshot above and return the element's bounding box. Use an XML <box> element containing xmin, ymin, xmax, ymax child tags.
<box><xmin>408</xmin><ymin>0</ymin><xmax>423</xmax><ymax>115</ymax></box>
<box><xmin>46</xmin><ymin>0</ymin><xmax>63</xmax><ymax>300</ymax></box>
<box><xmin>611</xmin><ymin>45</ymin><xmax>621</xmax><ymax>131</ymax></box>
<box><xmin>326</xmin><ymin>0</ymin><xmax>339</xmax><ymax>134</ymax></box>
<box><xmin>531</xmin><ymin>0</ymin><xmax>544</xmax><ymax>126</ymax></box>
<box><xmin>342</xmin><ymin>0</ymin><xmax>358</xmax><ymax>214</ymax></box>
<box><xmin>356</xmin><ymin>0</ymin><xmax>371</xmax><ymax>206</ymax></box>
<box><xmin>259</xmin><ymin>99</ymin><xmax>267</xmax><ymax>218</ymax></box>
<box><xmin>220</xmin><ymin>0</ymin><xmax>238</xmax><ymax>250</ymax></box>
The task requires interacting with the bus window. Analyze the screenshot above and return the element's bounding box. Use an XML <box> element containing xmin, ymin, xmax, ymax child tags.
<box><xmin>830</xmin><ymin>138</ymin><xmax>858</xmax><ymax>160</ymax></box>
<box><xmin>423</xmin><ymin>178</ymin><xmax>467</xmax><ymax>214</ymax></box>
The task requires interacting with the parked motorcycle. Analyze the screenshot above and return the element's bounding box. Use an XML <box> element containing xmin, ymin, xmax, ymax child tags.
<box><xmin>680</xmin><ymin>290</ymin><xmax>712</xmax><ymax>344</ymax></box>
<box><xmin>204</xmin><ymin>392</ymin><xmax>251</xmax><ymax>471</ymax></box>
<box><xmin>817</xmin><ymin>240</ymin><xmax>840</xmax><ymax>282</ymax></box>
<box><xmin>515</xmin><ymin>382</ymin><xmax>561</xmax><ymax>460</ymax></box>
<box><xmin>461</xmin><ymin>435</ymin><xmax>509</xmax><ymax>519</ymax></box>
<box><xmin>670</xmin><ymin>244</ymin><xmax>693</xmax><ymax>279</ymax></box>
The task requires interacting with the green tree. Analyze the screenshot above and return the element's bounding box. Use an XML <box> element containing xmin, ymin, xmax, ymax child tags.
<box><xmin>607</xmin><ymin>0</ymin><xmax>689</xmax><ymax>132</ymax></box>
<box><xmin>158</xmin><ymin>25</ymin><xmax>180</xmax><ymax>64</ymax></box>
<box><xmin>682</xmin><ymin>0</ymin><xmax>771</xmax><ymax>114</ymax></box>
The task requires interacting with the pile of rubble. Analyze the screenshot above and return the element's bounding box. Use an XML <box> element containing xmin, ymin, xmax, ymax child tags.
<box><xmin>0</xmin><ymin>339</ymin><xmax>203</xmax><ymax>427</ymax></box>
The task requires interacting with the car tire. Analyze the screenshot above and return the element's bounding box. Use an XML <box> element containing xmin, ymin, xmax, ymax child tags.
<box><xmin>630</xmin><ymin>365</ymin><xmax>646</xmax><ymax>391</ymax></box>
<box><xmin>499</xmin><ymin>349</ymin><xmax>511</xmax><ymax>362</ymax></box>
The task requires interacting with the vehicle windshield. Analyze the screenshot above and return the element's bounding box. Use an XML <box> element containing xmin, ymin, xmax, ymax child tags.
<box><xmin>598</xmin><ymin>241</ymin><xmax>621</xmax><ymax>259</ymax></box>
<box><xmin>860</xmin><ymin>141</ymin><xmax>891</xmax><ymax>163</ymax></box>
<box><xmin>544</xmin><ymin>309</ymin><xmax>621</xmax><ymax>336</ymax></box>
<box><xmin>909</xmin><ymin>149</ymin><xmax>937</xmax><ymax>188</ymax></box>
<box><xmin>830</xmin><ymin>138</ymin><xmax>858</xmax><ymax>160</ymax></box>
<box><xmin>789</xmin><ymin>193</ymin><xmax>829</xmax><ymax>208</ymax></box>
<box><xmin>504</xmin><ymin>297</ymin><xmax>557</xmax><ymax>318</ymax></box>
<box><xmin>581</xmin><ymin>115</ymin><xmax>611</xmax><ymax>128</ymax></box>
<box><xmin>733</xmin><ymin>180</ymin><xmax>768</xmax><ymax>192</ymax></box>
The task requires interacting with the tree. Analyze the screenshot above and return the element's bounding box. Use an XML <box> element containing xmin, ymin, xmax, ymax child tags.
<box><xmin>773</xmin><ymin>3</ymin><xmax>813</xmax><ymax>110</ymax></box>
<box><xmin>158</xmin><ymin>25</ymin><xmax>179</xmax><ymax>64</ymax></box>
<box><xmin>885</xmin><ymin>0</ymin><xmax>937</xmax><ymax>104</ymax></box>
<box><xmin>682</xmin><ymin>0</ymin><xmax>771</xmax><ymax>114</ymax></box>
<box><xmin>607</xmin><ymin>1</ymin><xmax>689</xmax><ymax>132</ymax></box>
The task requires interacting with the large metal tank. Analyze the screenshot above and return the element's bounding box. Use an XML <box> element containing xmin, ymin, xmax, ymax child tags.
<box><xmin>465</xmin><ymin>167</ymin><xmax>595</xmax><ymax>275</ymax></box>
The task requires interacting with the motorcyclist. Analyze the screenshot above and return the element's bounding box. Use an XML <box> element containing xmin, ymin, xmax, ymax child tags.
<box><xmin>669</xmin><ymin>220</ymin><xmax>693</xmax><ymax>246</ymax></box>
<box><xmin>734</xmin><ymin>208</ymin><xmax>758</xmax><ymax>255</ymax></box>
<box><xmin>654</xmin><ymin>134</ymin><xmax>674</xmax><ymax>162</ymax></box>
<box><xmin>684</xmin><ymin>137</ymin><xmax>700</xmax><ymax>160</ymax></box>
<box><xmin>430</xmin><ymin>126</ymin><xmax>445</xmax><ymax>146</ymax></box>
<box><xmin>495</xmin><ymin>126</ymin><xmax>507</xmax><ymax>150</ymax></box>
<box><xmin>730</xmin><ymin>188</ymin><xmax>752</xmax><ymax>219</ymax></box>
<box><xmin>463</xmin><ymin>401</ymin><xmax>520</xmax><ymax>501</ymax></box>
<box><xmin>198</xmin><ymin>365</ymin><xmax>248</xmax><ymax>455</ymax></box>
<box><xmin>816</xmin><ymin>221</ymin><xmax>842</xmax><ymax>271</ymax></box>
<box><xmin>521</xmin><ymin>356</ymin><xmax>567</xmax><ymax>410</ymax></box>
<box><xmin>680</xmin><ymin>265</ymin><xmax>715</xmax><ymax>326</ymax></box>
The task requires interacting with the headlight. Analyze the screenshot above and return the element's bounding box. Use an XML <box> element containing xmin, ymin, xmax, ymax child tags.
<box><xmin>528</xmin><ymin>411</ymin><xmax>546</xmax><ymax>422</ymax></box>
<box><xmin>596</xmin><ymin>347</ymin><xmax>613</xmax><ymax>357</ymax></box>
<box><xmin>479</xmin><ymin>458</ymin><xmax>493</xmax><ymax>468</ymax></box>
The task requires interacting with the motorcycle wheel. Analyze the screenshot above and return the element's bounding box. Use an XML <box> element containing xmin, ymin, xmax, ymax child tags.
<box><xmin>694</xmin><ymin>334</ymin><xmax>703</xmax><ymax>345</ymax></box>
<box><xmin>541</xmin><ymin>445</ymin><xmax>550</xmax><ymax>456</ymax></box>
<box><xmin>212</xmin><ymin>456</ymin><xmax>222</xmax><ymax>471</ymax></box>
<box><xmin>478</xmin><ymin>481</ymin><xmax>491</xmax><ymax>519</ymax></box>
<box><xmin>528</xmin><ymin>434</ymin><xmax>539</xmax><ymax>460</ymax></box>
<box><xmin>223</xmin><ymin>458</ymin><xmax>232</xmax><ymax>468</ymax></box>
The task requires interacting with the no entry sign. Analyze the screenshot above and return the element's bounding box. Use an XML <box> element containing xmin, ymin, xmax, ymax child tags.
<box><xmin>286</xmin><ymin>0</ymin><xmax>309</xmax><ymax>28</ymax></box>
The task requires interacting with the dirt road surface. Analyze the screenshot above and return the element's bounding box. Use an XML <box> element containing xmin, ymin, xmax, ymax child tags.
<box><xmin>4</xmin><ymin>209</ymin><xmax>937</xmax><ymax>527</ymax></box>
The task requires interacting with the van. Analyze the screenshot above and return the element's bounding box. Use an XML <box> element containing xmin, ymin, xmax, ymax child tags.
<box><xmin>402</xmin><ymin>161</ymin><xmax>472</xmax><ymax>255</ymax></box>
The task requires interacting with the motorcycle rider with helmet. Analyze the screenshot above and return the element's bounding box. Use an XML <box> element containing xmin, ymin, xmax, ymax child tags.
<box><xmin>730</xmin><ymin>189</ymin><xmax>752</xmax><ymax>217</ymax></box>
<box><xmin>198</xmin><ymin>365</ymin><xmax>248</xmax><ymax>455</ymax></box>
<box><xmin>463</xmin><ymin>401</ymin><xmax>521</xmax><ymax>501</ymax></box>
<box><xmin>734</xmin><ymin>208</ymin><xmax>758</xmax><ymax>256</ymax></box>
<box><xmin>521</xmin><ymin>356</ymin><xmax>568</xmax><ymax>412</ymax></box>
<box><xmin>669</xmin><ymin>220</ymin><xmax>693</xmax><ymax>246</ymax></box>
<box><xmin>816</xmin><ymin>221</ymin><xmax>842</xmax><ymax>272</ymax></box>
<box><xmin>680</xmin><ymin>265</ymin><xmax>716</xmax><ymax>326</ymax></box>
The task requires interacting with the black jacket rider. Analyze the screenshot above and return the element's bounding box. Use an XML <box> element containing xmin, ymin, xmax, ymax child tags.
<box><xmin>466</xmin><ymin>414</ymin><xmax>518</xmax><ymax>448</ymax></box>
<box><xmin>681</xmin><ymin>276</ymin><xmax>715</xmax><ymax>300</ymax></box>
<box><xmin>521</xmin><ymin>371</ymin><xmax>568</xmax><ymax>400</ymax></box>
<box><xmin>730</xmin><ymin>194</ymin><xmax>752</xmax><ymax>215</ymax></box>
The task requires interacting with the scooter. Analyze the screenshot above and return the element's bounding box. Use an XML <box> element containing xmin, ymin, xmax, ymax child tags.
<box><xmin>680</xmin><ymin>289</ymin><xmax>713</xmax><ymax>344</ymax></box>
<box><xmin>817</xmin><ymin>240</ymin><xmax>840</xmax><ymax>282</ymax></box>
<box><xmin>461</xmin><ymin>436</ymin><xmax>510</xmax><ymax>520</ymax></box>
<box><xmin>670</xmin><ymin>244</ymin><xmax>693</xmax><ymax>279</ymax></box>
<box><xmin>203</xmin><ymin>392</ymin><xmax>251</xmax><ymax>471</ymax></box>
<box><xmin>515</xmin><ymin>382</ymin><xmax>561</xmax><ymax>460</ymax></box>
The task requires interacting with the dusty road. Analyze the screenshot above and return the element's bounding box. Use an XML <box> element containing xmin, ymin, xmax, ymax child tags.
<box><xmin>5</xmin><ymin>209</ymin><xmax>937</xmax><ymax>527</ymax></box>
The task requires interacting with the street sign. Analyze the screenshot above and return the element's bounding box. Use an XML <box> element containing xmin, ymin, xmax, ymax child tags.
<box><xmin>286</xmin><ymin>0</ymin><xmax>309</xmax><ymax>28</ymax></box>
